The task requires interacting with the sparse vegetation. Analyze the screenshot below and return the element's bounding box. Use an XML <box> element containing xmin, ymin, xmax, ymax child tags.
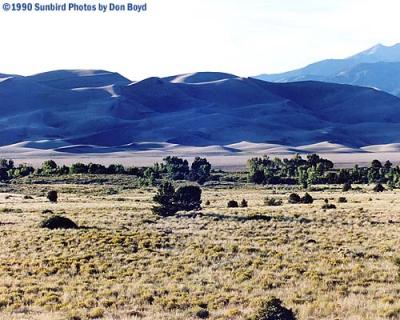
<box><xmin>0</xmin><ymin>155</ymin><xmax>400</xmax><ymax>319</ymax></box>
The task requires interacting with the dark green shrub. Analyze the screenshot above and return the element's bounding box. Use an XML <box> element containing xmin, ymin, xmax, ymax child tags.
<box><xmin>342</xmin><ymin>182</ymin><xmax>352</xmax><ymax>192</ymax></box>
<box><xmin>338</xmin><ymin>197</ymin><xmax>347</xmax><ymax>203</ymax></box>
<box><xmin>227</xmin><ymin>200</ymin><xmax>239</xmax><ymax>208</ymax></box>
<box><xmin>322</xmin><ymin>203</ymin><xmax>336</xmax><ymax>209</ymax></box>
<box><xmin>69</xmin><ymin>163</ymin><xmax>88</xmax><ymax>174</ymax></box>
<box><xmin>88</xmin><ymin>163</ymin><xmax>107</xmax><ymax>174</ymax></box>
<box><xmin>264</xmin><ymin>197</ymin><xmax>282</xmax><ymax>206</ymax></box>
<box><xmin>241</xmin><ymin>199</ymin><xmax>248</xmax><ymax>207</ymax></box>
<box><xmin>107</xmin><ymin>164</ymin><xmax>125</xmax><ymax>174</ymax></box>
<box><xmin>191</xmin><ymin>157</ymin><xmax>211</xmax><ymax>184</ymax></box>
<box><xmin>174</xmin><ymin>185</ymin><xmax>202</xmax><ymax>212</ymax></box>
<box><xmin>152</xmin><ymin>182</ymin><xmax>176</xmax><ymax>217</ymax></box>
<box><xmin>288</xmin><ymin>193</ymin><xmax>301</xmax><ymax>204</ymax></box>
<box><xmin>195</xmin><ymin>308</ymin><xmax>210</xmax><ymax>319</ymax></box>
<box><xmin>301</xmin><ymin>193</ymin><xmax>313</xmax><ymax>204</ymax></box>
<box><xmin>41</xmin><ymin>160</ymin><xmax>58</xmax><ymax>175</ymax></box>
<box><xmin>373</xmin><ymin>183</ymin><xmax>385</xmax><ymax>192</ymax></box>
<box><xmin>40</xmin><ymin>215</ymin><xmax>78</xmax><ymax>229</ymax></box>
<box><xmin>250</xmin><ymin>297</ymin><xmax>296</xmax><ymax>320</ymax></box>
<box><xmin>152</xmin><ymin>183</ymin><xmax>202</xmax><ymax>216</ymax></box>
<box><xmin>47</xmin><ymin>190</ymin><xmax>58</xmax><ymax>203</ymax></box>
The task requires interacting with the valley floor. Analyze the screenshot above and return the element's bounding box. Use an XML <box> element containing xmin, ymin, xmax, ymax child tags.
<box><xmin>0</xmin><ymin>179</ymin><xmax>400</xmax><ymax>319</ymax></box>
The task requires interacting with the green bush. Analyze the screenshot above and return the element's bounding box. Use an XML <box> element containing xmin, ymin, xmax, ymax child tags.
<box><xmin>152</xmin><ymin>183</ymin><xmax>202</xmax><ymax>216</ymax></box>
<box><xmin>241</xmin><ymin>199</ymin><xmax>248</xmax><ymax>207</ymax></box>
<box><xmin>250</xmin><ymin>297</ymin><xmax>296</xmax><ymax>320</ymax></box>
<box><xmin>288</xmin><ymin>193</ymin><xmax>301</xmax><ymax>204</ymax></box>
<box><xmin>373</xmin><ymin>183</ymin><xmax>385</xmax><ymax>192</ymax></box>
<box><xmin>40</xmin><ymin>216</ymin><xmax>78</xmax><ymax>230</ymax></box>
<box><xmin>227</xmin><ymin>200</ymin><xmax>239</xmax><ymax>208</ymax></box>
<box><xmin>47</xmin><ymin>190</ymin><xmax>58</xmax><ymax>203</ymax></box>
<box><xmin>342</xmin><ymin>182</ymin><xmax>352</xmax><ymax>192</ymax></box>
<box><xmin>264</xmin><ymin>197</ymin><xmax>282</xmax><ymax>206</ymax></box>
<box><xmin>338</xmin><ymin>197</ymin><xmax>347</xmax><ymax>203</ymax></box>
<box><xmin>174</xmin><ymin>185</ymin><xmax>202</xmax><ymax>212</ymax></box>
<box><xmin>301</xmin><ymin>193</ymin><xmax>313</xmax><ymax>204</ymax></box>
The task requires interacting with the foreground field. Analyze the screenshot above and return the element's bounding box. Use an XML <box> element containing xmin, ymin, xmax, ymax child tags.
<box><xmin>1</xmin><ymin>177</ymin><xmax>400</xmax><ymax>319</ymax></box>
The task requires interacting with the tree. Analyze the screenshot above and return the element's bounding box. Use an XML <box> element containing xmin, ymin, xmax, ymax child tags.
<box><xmin>371</xmin><ymin>159</ymin><xmax>382</xmax><ymax>169</ymax></box>
<box><xmin>107</xmin><ymin>164</ymin><xmax>125</xmax><ymax>174</ymax></box>
<box><xmin>152</xmin><ymin>182</ymin><xmax>176</xmax><ymax>217</ymax></box>
<box><xmin>41</xmin><ymin>160</ymin><xmax>58</xmax><ymax>175</ymax></box>
<box><xmin>88</xmin><ymin>163</ymin><xmax>107</xmax><ymax>174</ymax></box>
<box><xmin>190</xmin><ymin>157</ymin><xmax>211</xmax><ymax>183</ymax></box>
<box><xmin>162</xmin><ymin>156</ymin><xmax>189</xmax><ymax>180</ymax></box>
<box><xmin>152</xmin><ymin>182</ymin><xmax>202</xmax><ymax>216</ymax></box>
<box><xmin>69</xmin><ymin>163</ymin><xmax>88</xmax><ymax>174</ymax></box>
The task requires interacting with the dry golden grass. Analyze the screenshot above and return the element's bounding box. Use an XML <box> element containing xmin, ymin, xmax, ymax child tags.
<box><xmin>0</xmin><ymin>180</ymin><xmax>400</xmax><ymax>319</ymax></box>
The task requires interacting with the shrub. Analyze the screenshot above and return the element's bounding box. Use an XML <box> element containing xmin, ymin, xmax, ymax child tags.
<box><xmin>152</xmin><ymin>182</ymin><xmax>176</xmax><ymax>217</ymax></box>
<box><xmin>322</xmin><ymin>203</ymin><xmax>336</xmax><ymax>210</ymax></box>
<box><xmin>264</xmin><ymin>197</ymin><xmax>282</xmax><ymax>206</ymax></box>
<box><xmin>250</xmin><ymin>297</ymin><xmax>296</xmax><ymax>320</ymax></box>
<box><xmin>338</xmin><ymin>197</ymin><xmax>348</xmax><ymax>203</ymax></box>
<box><xmin>205</xmin><ymin>200</ymin><xmax>211</xmax><ymax>206</ymax></box>
<box><xmin>194</xmin><ymin>307</ymin><xmax>210</xmax><ymax>319</ymax></box>
<box><xmin>288</xmin><ymin>193</ymin><xmax>301</xmax><ymax>204</ymax></box>
<box><xmin>47</xmin><ymin>190</ymin><xmax>58</xmax><ymax>203</ymax></box>
<box><xmin>69</xmin><ymin>163</ymin><xmax>88</xmax><ymax>174</ymax></box>
<box><xmin>152</xmin><ymin>183</ymin><xmax>202</xmax><ymax>216</ymax></box>
<box><xmin>227</xmin><ymin>200</ymin><xmax>239</xmax><ymax>208</ymax></box>
<box><xmin>342</xmin><ymin>182</ymin><xmax>352</xmax><ymax>192</ymax></box>
<box><xmin>174</xmin><ymin>185</ymin><xmax>202</xmax><ymax>212</ymax></box>
<box><xmin>40</xmin><ymin>215</ymin><xmax>78</xmax><ymax>230</ymax></box>
<box><xmin>373</xmin><ymin>183</ymin><xmax>385</xmax><ymax>192</ymax></box>
<box><xmin>301</xmin><ymin>193</ymin><xmax>313</xmax><ymax>204</ymax></box>
<box><xmin>241</xmin><ymin>199</ymin><xmax>248</xmax><ymax>207</ymax></box>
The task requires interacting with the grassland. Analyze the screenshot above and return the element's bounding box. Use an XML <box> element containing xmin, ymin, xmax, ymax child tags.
<box><xmin>0</xmin><ymin>175</ymin><xmax>400</xmax><ymax>319</ymax></box>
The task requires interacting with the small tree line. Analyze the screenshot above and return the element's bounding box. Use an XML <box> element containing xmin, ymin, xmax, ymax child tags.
<box><xmin>247</xmin><ymin>154</ymin><xmax>400</xmax><ymax>187</ymax></box>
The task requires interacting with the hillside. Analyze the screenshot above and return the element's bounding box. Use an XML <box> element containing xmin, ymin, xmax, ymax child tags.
<box><xmin>255</xmin><ymin>43</ymin><xmax>400</xmax><ymax>96</ymax></box>
<box><xmin>1</xmin><ymin>70</ymin><xmax>400</xmax><ymax>158</ymax></box>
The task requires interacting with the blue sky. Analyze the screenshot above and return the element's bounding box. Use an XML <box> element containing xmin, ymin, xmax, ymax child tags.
<box><xmin>1</xmin><ymin>0</ymin><xmax>400</xmax><ymax>80</ymax></box>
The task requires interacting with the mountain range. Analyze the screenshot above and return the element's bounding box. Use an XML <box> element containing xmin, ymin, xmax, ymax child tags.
<box><xmin>2</xmin><ymin>66</ymin><xmax>400</xmax><ymax>159</ymax></box>
<box><xmin>255</xmin><ymin>43</ymin><xmax>400</xmax><ymax>96</ymax></box>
